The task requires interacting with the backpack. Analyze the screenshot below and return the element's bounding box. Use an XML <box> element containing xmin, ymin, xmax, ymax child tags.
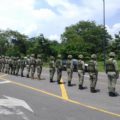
<box><xmin>106</xmin><ymin>59</ymin><xmax>115</xmax><ymax>72</ymax></box>
<box><xmin>88</xmin><ymin>61</ymin><xmax>96</xmax><ymax>72</ymax></box>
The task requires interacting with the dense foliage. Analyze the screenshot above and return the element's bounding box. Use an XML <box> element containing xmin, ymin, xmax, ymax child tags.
<box><xmin>0</xmin><ymin>21</ymin><xmax>119</xmax><ymax>60</ymax></box>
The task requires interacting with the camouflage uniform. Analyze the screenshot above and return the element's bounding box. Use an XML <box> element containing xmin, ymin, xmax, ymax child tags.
<box><xmin>30</xmin><ymin>54</ymin><xmax>36</xmax><ymax>79</ymax></box>
<box><xmin>36</xmin><ymin>54</ymin><xmax>43</xmax><ymax>80</ymax></box>
<box><xmin>106</xmin><ymin>52</ymin><xmax>119</xmax><ymax>97</ymax></box>
<box><xmin>49</xmin><ymin>56</ymin><xmax>55</xmax><ymax>82</ymax></box>
<box><xmin>88</xmin><ymin>54</ymin><xmax>98</xmax><ymax>93</ymax></box>
<box><xmin>20</xmin><ymin>56</ymin><xmax>25</xmax><ymax>77</ymax></box>
<box><xmin>11</xmin><ymin>57</ymin><xmax>17</xmax><ymax>75</ymax></box>
<box><xmin>1</xmin><ymin>56</ymin><xmax>5</xmax><ymax>72</ymax></box>
<box><xmin>56</xmin><ymin>54</ymin><xmax>62</xmax><ymax>84</ymax></box>
<box><xmin>26</xmin><ymin>55</ymin><xmax>31</xmax><ymax>78</ymax></box>
<box><xmin>77</xmin><ymin>54</ymin><xmax>85</xmax><ymax>89</ymax></box>
<box><xmin>66</xmin><ymin>55</ymin><xmax>73</xmax><ymax>86</ymax></box>
<box><xmin>16</xmin><ymin>57</ymin><xmax>21</xmax><ymax>75</ymax></box>
<box><xmin>4</xmin><ymin>56</ymin><xmax>9</xmax><ymax>74</ymax></box>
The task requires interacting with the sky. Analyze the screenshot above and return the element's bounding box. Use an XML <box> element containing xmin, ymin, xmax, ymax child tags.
<box><xmin>0</xmin><ymin>0</ymin><xmax>120</xmax><ymax>42</ymax></box>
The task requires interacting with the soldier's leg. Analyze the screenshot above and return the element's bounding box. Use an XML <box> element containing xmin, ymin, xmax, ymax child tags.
<box><xmin>108</xmin><ymin>75</ymin><xmax>112</xmax><ymax>92</ymax></box>
<box><xmin>16</xmin><ymin>67</ymin><xmax>19</xmax><ymax>75</ymax></box>
<box><xmin>67</xmin><ymin>69</ymin><xmax>70</xmax><ymax>86</ymax></box>
<box><xmin>78</xmin><ymin>70</ymin><xmax>84</xmax><ymax>89</ymax></box>
<box><xmin>50</xmin><ymin>68</ymin><xmax>54</xmax><ymax>82</ymax></box>
<box><xmin>31</xmin><ymin>66</ymin><xmax>35</xmax><ymax>79</ymax></box>
<box><xmin>111</xmin><ymin>75</ymin><xmax>117</xmax><ymax>96</ymax></box>
<box><xmin>93</xmin><ymin>74</ymin><xmax>97</xmax><ymax>89</ymax></box>
<box><xmin>57</xmin><ymin>69</ymin><xmax>62</xmax><ymax>84</ymax></box>
<box><xmin>89</xmin><ymin>73</ymin><xmax>94</xmax><ymax>92</ymax></box>
<box><xmin>26</xmin><ymin>68</ymin><xmax>29</xmax><ymax>77</ymax></box>
<box><xmin>38</xmin><ymin>67</ymin><xmax>42</xmax><ymax>80</ymax></box>
<box><xmin>13</xmin><ymin>67</ymin><xmax>16</xmax><ymax>75</ymax></box>
<box><xmin>37</xmin><ymin>67</ymin><xmax>42</xmax><ymax>80</ymax></box>
<box><xmin>68</xmin><ymin>69</ymin><xmax>73</xmax><ymax>86</ymax></box>
<box><xmin>21</xmin><ymin>68</ymin><xmax>23</xmax><ymax>77</ymax></box>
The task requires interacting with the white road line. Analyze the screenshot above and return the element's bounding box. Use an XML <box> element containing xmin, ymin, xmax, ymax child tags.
<box><xmin>0</xmin><ymin>81</ymin><xmax>11</xmax><ymax>84</ymax></box>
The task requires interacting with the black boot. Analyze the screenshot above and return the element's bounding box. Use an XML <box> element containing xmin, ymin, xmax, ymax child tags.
<box><xmin>79</xmin><ymin>85</ymin><xmax>84</xmax><ymax>90</ymax></box>
<box><xmin>90</xmin><ymin>87</ymin><xmax>96</xmax><ymax>93</ymax></box>
<box><xmin>27</xmin><ymin>74</ymin><xmax>29</xmax><ymax>78</ymax></box>
<box><xmin>57</xmin><ymin>80</ymin><xmax>62</xmax><ymax>84</ymax></box>
<box><xmin>50</xmin><ymin>79</ymin><xmax>53</xmax><ymax>83</ymax></box>
<box><xmin>112</xmin><ymin>92</ymin><xmax>118</xmax><ymax>97</ymax></box>
<box><xmin>68</xmin><ymin>81</ymin><xmax>71</xmax><ymax>86</ymax></box>
<box><xmin>109</xmin><ymin>92</ymin><xmax>114</xmax><ymax>97</ymax></box>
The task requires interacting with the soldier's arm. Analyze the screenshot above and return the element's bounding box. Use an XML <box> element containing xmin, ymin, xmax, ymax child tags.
<box><xmin>113</xmin><ymin>60</ymin><xmax>119</xmax><ymax>78</ymax></box>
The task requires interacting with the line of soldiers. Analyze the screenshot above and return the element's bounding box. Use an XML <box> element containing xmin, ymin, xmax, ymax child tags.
<box><xmin>0</xmin><ymin>52</ymin><xmax>119</xmax><ymax>97</ymax></box>
<box><xmin>49</xmin><ymin>52</ymin><xmax>119</xmax><ymax>97</ymax></box>
<box><xmin>0</xmin><ymin>54</ymin><xmax>43</xmax><ymax>80</ymax></box>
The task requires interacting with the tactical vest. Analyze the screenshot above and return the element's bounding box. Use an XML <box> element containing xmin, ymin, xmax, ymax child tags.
<box><xmin>36</xmin><ymin>59</ymin><xmax>42</xmax><ymax>66</ymax></box>
<box><xmin>30</xmin><ymin>58</ymin><xmax>36</xmax><ymax>65</ymax></box>
<box><xmin>88</xmin><ymin>60</ymin><xmax>96</xmax><ymax>72</ymax></box>
<box><xmin>56</xmin><ymin>59</ymin><xmax>62</xmax><ymax>68</ymax></box>
<box><xmin>106</xmin><ymin>59</ymin><xmax>115</xmax><ymax>72</ymax></box>
<box><xmin>78</xmin><ymin>60</ymin><xmax>83</xmax><ymax>70</ymax></box>
<box><xmin>49</xmin><ymin>60</ymin><xmax>55</xmax><ymax>68</ymax></box>
<box><xmin>66</xmin><ymin>60</ymin><xmax>72</xmax><ymax>69</ymax></box>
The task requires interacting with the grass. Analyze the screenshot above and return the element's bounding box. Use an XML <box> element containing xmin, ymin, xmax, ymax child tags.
<box><xmin>98</xmin><ymin>61</ymin><xmax>105</xmax><ymax>72</ymax></box>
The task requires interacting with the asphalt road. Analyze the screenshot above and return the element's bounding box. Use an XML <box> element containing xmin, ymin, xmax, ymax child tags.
<box><xmin>0</xmin><ymin>68</ymin><xmax>120</xmax><ymax>120</ymax></box>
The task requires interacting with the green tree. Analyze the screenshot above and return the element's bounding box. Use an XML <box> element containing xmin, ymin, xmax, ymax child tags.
<box><xmin>61</xmin><ymin>21</ymin><xmax>111</xmax><ymax>60</ymax></box>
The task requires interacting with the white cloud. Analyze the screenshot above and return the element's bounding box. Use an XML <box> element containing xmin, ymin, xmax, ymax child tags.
<box><xmin>0</xmin><ymin>0</ymin><xmax>120</xmax><ymax>41</ymax></box>
<box><xmin>106</xmin><ymin>23</ymin><xmax>120</xmax><ymax>37</ymax></box>
<box><xmin>49</xmin><ymin>34</ymin><xmax>60</xmax><ymax>41</ymax></box>
<box><xmin>32</xmin><ymin>8</ymin><xmax>56</xmax><ymax>20</ymax></box>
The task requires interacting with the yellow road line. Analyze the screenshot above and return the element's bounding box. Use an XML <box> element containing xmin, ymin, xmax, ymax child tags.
<box><xmin>59</xmin><ymin>79</ymin><xmax>69</xmax><ymax>100</ymax></box>
<box><xmin>67</xmin><ymin>99</ymin><xmax>120</xmax><ymax>117</ymax></box>
<box><xmin>0</xmin><ymin>77</ymin><xmax>120</xmax><ymax>117</ymax></box>
<box><xmin>0</xmin><ymin>77</ymin><xmax>63</xmax><ymax>100</ymax></box>
<box><xmin>0</xmin><ymin>74</ymin><xmax>7</xmax><ymax>78</ymax></box>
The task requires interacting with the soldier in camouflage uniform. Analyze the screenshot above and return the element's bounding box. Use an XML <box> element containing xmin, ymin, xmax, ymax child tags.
<box><xmin>106</xmin><ymin>52</ymin><xmax>119</xmax><ymax>97</ymax></box>
<box><xmin>49</xmin><ymin>56</ymin><xmax>55</xmax><ymax>82</ymax></box>
<box><xmin>16</xmin><ymin>56</ymin><xmax>21</xmax><ymax>75</ymax></box>
<box><xmin>36</xmin><ymin>54</ymin><xmax>43</xmax><ymax>80</ymax></box>
<box><xmin>0</xmin><ymin>56</ymin><xmax>2</xmax><ymax>72</ymax></box>
<box><xmin>56</xmin><ymin>54</ymin><xmax>62</xmax><ymax>84</ymax></box>
<box><xmin>1</xmin><ymin>55</ymin><xmax>5</xmax><ymax>72</ymax></box>
<box><xmin>20</xmin><ymin>56</ymin><xmax>25</xmax><ymax>77</ymax></box>
<box><xmin>4</xmin><ymin>56</ymin><xmax>9</xmax><ymax>74</ymax></box>
<box><xmin>88</xmin><ymin>54</ymin><xmax>98</xmax><ymax>93</ymax></box>
<box><xmin>26</xmin><ymin>55</ymin><xmax>31</xmax><ymax>78</ymax></box>
<box><xmin>30</xmin><ymin>54</ymin><xmax>36</xmax><ymax>79</ymax></box>
<box><xmin>66</xmin><ymin>55</ymin><xmax>73</xmax><ymax>86</ymax></box>
<box><xmin>11</xmin><ymin>57</ymin><xmax>17</xmax><ymax>75</ymax></box>
<box><xmin>77</xmin><ymin>54</ymin><xmax>85</xmax><ymax>89</ymax></box>
<box><xmin>8</xmin><ymin>56</ymin><xmax>13</xmax><ymax>74</ymax></box>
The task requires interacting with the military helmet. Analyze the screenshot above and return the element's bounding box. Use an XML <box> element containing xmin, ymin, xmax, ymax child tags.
<box><xmin>91</xmin><ymin>54</ymin><xmax>97</xmax><ymax>59</ymax></box>
<box><xmin>31</xmin><ymin>54</ymin><xmax>35</xmax><ymax>57</ymax></box>
<box><xmin>2</xmin><ymin>55</ymin><xmax>5</xmax><ymax>58</ymax></box>
<box><xmin>6</xmin><ymin>56</ymin><xmax>9</xmax><ymax>59</ymax></box>
<box><xmin>68</xmin><ymin>55</ymin><xmax>72</xmax><ymax>59</ymax></box>
<box><xmin>78</xmin><ymin>54</ymin><xmax>83</xmax><ymax>59</ymax></box>
<box><xmin>109</xmin><ymin>52</ymin><xmax>115</xmax><ymax>57</ymax></box>
<box><xmin>37</xmin><ymin>54</ymin><xmax>41</xmax><ymax>58</ymax></box>
<box><xmin>57</xmin><ymin>54</ymin><xmax>62</xmax><ymax>58</ymax></box>
<box><xmin>50</xmin><ymin>56</ymin><xmax>55</xmax><ymax>60</ymax></box>
<box><xmin>16</xmin><ymin>56</ymin><xmax>19</xmax><ymax>59</ymax></box>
